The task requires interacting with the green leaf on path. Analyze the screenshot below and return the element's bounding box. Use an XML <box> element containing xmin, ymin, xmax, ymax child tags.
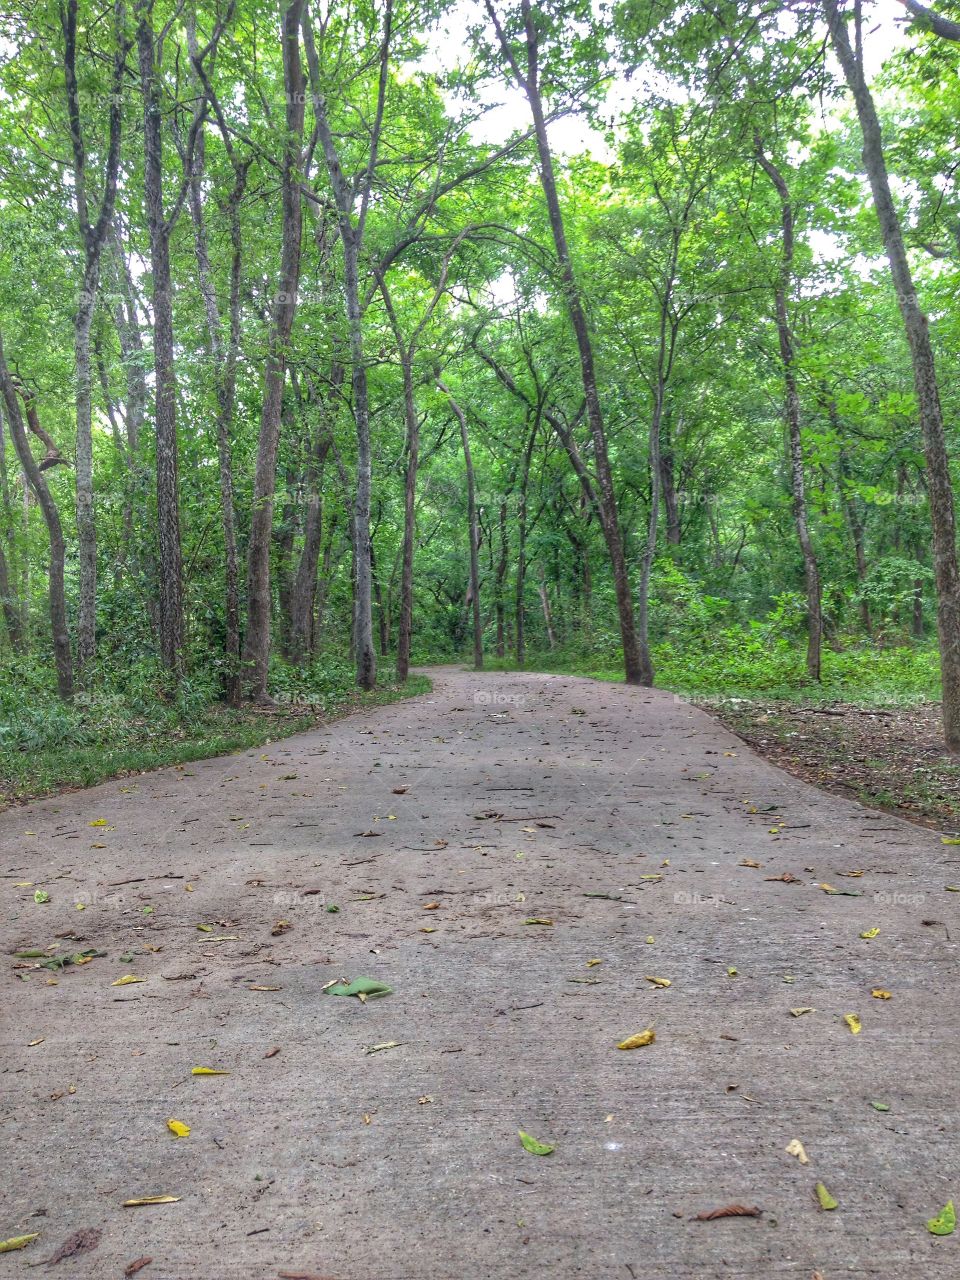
<box><xmin>927</xmin><ymin>1201</ymin><xmax>956</xmax><ymax>1236</ymax></box>
<box><xmin>518</xmin><ymin>1130</ymin><xmax>554</xmax><ymax>1156</ymax></box>
<box><xmin>325</xmin><ymin>976</ymin><xmax>393</xmax><ymax>999</ymax></box>
<box><xmin>815</xmin><ymin>1182</ymin><xmax>838</xmax><ymax>1211</ymax></box>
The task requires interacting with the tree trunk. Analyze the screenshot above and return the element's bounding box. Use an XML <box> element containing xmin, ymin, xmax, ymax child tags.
<box><xmin>486</xmin><ymin>0</ymin><xmax>642</xmax><ymax>685</ymax></box>
<box><xmin>440</xmin><ymin>381</ymin><xmax>483</xmax><ymax>669</ymax></box>
<box><xmin>0</xmin><ymin>337</ymin><xmax>73</xmax><ymax>698</ymax></box>
<box><xmin>241</xmin><ymin>0</ymin><xmax>305</xmax><ymax>701</ymax></box>
<box><xmin>396</xmin><ymin>352</ymin><xmax>419</xmax><ymax>681</ymax></box>
<box><xmin>660</xmin><ymin>407</ymin><xmax>681</xmax><ymax>547</ymax></box>
<box><xmin>495</xmin><ymin>498</ymin><xmax>508</xmax><ymax>658</ymax></box>
<box><xmin>755</xmin><ymin>139</ymin><xmax>822</xmax><ymax>682</ymax></box>
<box><xmin>536</xmin><ymin>561</ymin><xmax>556</xmax><ymax>650</ymax></box>
<box><xmin>824</xmin><ymin>0</ymin><xmax>960</xmax><ymax>749</ymax></box>
<box><xmin>137</xmin><ymin>0</ymin><xmax>185</xmax><ymax>676</ymax></box>
<box><xmin>62</xmin><ymin>0</ymin><xmax>125</xmax><ymax>674</ymax></box>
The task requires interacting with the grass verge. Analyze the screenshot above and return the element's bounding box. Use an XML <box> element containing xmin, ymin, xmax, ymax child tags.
<box><xmin>0</xmin><ymin>675</ymin><xmax>431</xmax><ymax>810</ymax></box>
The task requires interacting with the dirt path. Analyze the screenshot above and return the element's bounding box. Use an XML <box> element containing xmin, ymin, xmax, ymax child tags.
<box><xmin>2</xmin><ymin>668</ymin><xmax>957</xmax><ymax>1278</ymax></box>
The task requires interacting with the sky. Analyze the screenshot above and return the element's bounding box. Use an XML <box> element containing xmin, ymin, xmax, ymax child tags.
<box><xmin>418</xmin><ymin>0</ymin><xmax>912</xmax><ymax>161</ymax></box>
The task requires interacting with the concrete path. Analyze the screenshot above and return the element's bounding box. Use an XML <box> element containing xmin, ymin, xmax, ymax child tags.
<box><xmin>2</xmin><ymin>668</ymin><xmax>958</xmax><ymax>1278</ymax></box>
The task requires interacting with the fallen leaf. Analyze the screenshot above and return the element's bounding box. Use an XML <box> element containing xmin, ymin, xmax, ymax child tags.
<box><xmin>694</xmin><ymin>1204</ymin><xmax>762</xmax><ymax>1220</ymax></box>
<box><xmin>325</xmin><ymin>976</ymin><xmax>393</xmax><ymax>1000</ymax></box>
<box><xmin>765</xmin><ymin>872</ymin><xmax>799</xmax><ymax>883</ymax></box>
<box><xmin>420</xmin><ymin>926</ymin><xmax>436</xmax><ymax>933</ymax></box>
<box><xmin>785</xmin><ymin>1139</ymin><xmax>809</xmax><ymax>1164</ymax></box>
<box><xmin>392</xmin><ymin>787</ymin><xmax>409</xmax><ymax>794</ymax></box>
<box><xmin>196</xmin><ymin>924</ymin><xmax>213</xmax><ymax>932</ymax></box>
<box><xmin>789</xmin><ymin>1007</ymin><xmax>815</xmax><ymax>1017</ymax></box>
<box><xmin>927</xmin><ymin>1201</ymin><xmax>956</xmax><ymax>1236</ymax></box>
<box><xmin>870</xmin><ymin>1101</ymin><xmax>890</xmax><ymax>1111</ymax></box>
<box><xmin>122</xmin><ymin>1196</ymin><xmax>181</xmax><ymax>1207</ymax></box>
<box><xmin>618</xmin><ymin>1028</ymin><xmax>656</xmax><ymax>1049</ymax></box>
<box><xmin>271</xmin><ymin>920</ymin><xmax>291</xmax><ymax>936</ymax></box>
<box><xmin>191</xmin><ymin>1067</ymin><xmax>229</xmax><ymax>1075</ymax></box>
<box><xmin>843</xmin><ymin>1013</ymin><xmax>862</xmax><ymax>1035</ymax></box>
<box><xmin>422</xmin><ymin>902</ymin><xmax>440</xmax><ymax>910</ymax></box>
<box><xmin>644</xmin><ymin>975</ymin><xmax>671</xmax><ymax>988</ymax></box>
<box><xmin>727</xmin><ymin>967</ymin><xmax>738</xmax><ymax>977</ymax></box>
<box><xmin>860</xmin><ymin>928</ymin><xmax>880</xmax><ymax>940</ymax></box>
<box><xmin>166</xmin><ymin>1119</ymin><xmax>190</xmax><ymax>1138</ymax></box>
<box><xmin>41</xmin><ymin>1227</ymin><xmax>102</xmax><ymax>1264</ymax></box>
<box><xmin>524</xmin><ymin>917</ymin><xmax>553</xmax><ymax>926</ymax></box>
<box><xmin>33</xmin><ymin>889</ymin><xmax>50</xmax><ymax>904</ymax></box>
<box><xmin>123</xmin><ymin>1258</ymin><xmax>153</xmax><ymax>1277</ymax></box>
<box><xmin>28</xmin><ymin>1037</ymin><xmax>44</xmax><ymax>1046</ymax></box>
<box><xmin>0</xmin><ymin>1234</ymin><xmax>39</xmax><ymax>1253</ymax></box>
<box><xmin>815</xmin><ymin>1182</ymin><xmax>838</xmax><ymax>1211</ymax></box>
<box><xmin>871</xmin><ymin>988</ymin><xmax>892</xmax><ymax>999</ymax></box>
<box><xmin>739</xmin><ymin>858</ymin><xmax>762</xmax><ymax>869</ymax></box>
<box><xmin>264</xmin><ymin>1047</ymin><xmax>281</xmax><ymax>1059</ymax></box>
<box><xmin>942</xmin><ymin>836</ymin><xmax>960</xmax><ymax>845</ymax></box>
<box><xmin>249</xmin><ymin>984</ymin><xmax>282</xmax><ymax>992</ymax></box>
<box><xmin>518</xmin><ymin>1130</ymin><xmax>554</xmax><ymax>1155</ymax></box>
<box><xmin>364</xmin><ymin>1040</ymin><xmax>402</xmax><ymax>1055</ymax></box>
<box><xmin>586</xmin><ymin>958</ymin><xmax>602</xmax><ymax>967</ymax></box>
<box><xmin>111</xmin><ymin>975</ymin><xmax>145</xmax><ymax>987</ymax></box>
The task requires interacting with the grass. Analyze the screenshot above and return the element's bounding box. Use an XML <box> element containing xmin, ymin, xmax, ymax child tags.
<box><xmin>0</xmin><ymin>674</ymin><xmax>431</xmax><ymax>809</ymax></box>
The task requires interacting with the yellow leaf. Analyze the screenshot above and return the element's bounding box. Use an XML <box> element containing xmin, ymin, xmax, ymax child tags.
<box><xmin>185</xmin><ymin>884</ymin><xmax>194</xmax><ymax>892</ymax></box>
<box><xmin>942</xmin><ymin>836</ymin><xmax>960</xmax><ymax>845</ymax></box>
<box><xmin>817</xmin><ymin>883</ymin><xmax>837</xmax><ymax>893</ymax></box>
<box><xmin>166</xmin><ymin>1119</ymin><xmax>190</xmax><ymax>1138</ymax></box>
<box><xmin>727</xmin><ymin>967</ymin><xmax>738</xmax><ymax>977</ymax></box>
<box><xmin>248</xmin><ymin>984</ymin><xmax>281</xmax><ymax>991</ymax></box>
<box><xmin>419</xmin><ymin>926</ymin><xmax>436</xmax><ymax>933</ymax></box>
<box><xmin>586</xmin><ymin>958</ymin><xmax>602</xmax><ymax>967</ymax></box>
<box><xmin>111</xmin><ymin>975</ymin><xmax>144</xmax><ymax>986</ymax></box>
<box><xmin>645</xmin><ymin>936</ymin><xmax>655</xmax><ymax>944</ymax></box>
<box><xmin>843</xmin><ymin>1013</ymin><xmax>862</xmax><ymax>1035</ymax></box>
<box><xmin>196</xmin><ymin>924</ymin><xmax>213</xmax><ymax>932</ymax></box>
<box><xmin>617</xmin><ymin>1028</ymin><xmax>656</xmax><ymax>1050</ymax></box>
<box><xmin>871</xmin><ymin>988</ymin><xmax>892</xmax><ymax>999</ymax></box>
<box><xmin>785</xmin><ymin>1138</ymin><xmax>809</xmax><ymax>1164</ymax></box>
<box><xmin>790</xmin><ymin>1007</ymin><xmax>815</xmax><ymax>1017</ymax></box>
<box><xmin>28</xmin><ymin>1038</ymin><xmax>44</xmax><ymax>1047</ymax></box>
<box><xmin>191</xmin><ymin>1067</ymin><xmax>229</xmax><ymax>1075</ymax></box>
<box><xmin>860</xmin><ymin>928</ymin><xmax>880</xmax><ymax>940</ymax></box>
<box><xmin>644</xmin><ymin>975</ymin><xmax>671</xmax><ymax>988</ymax></box>
<box><xmin>122</xmin><ymin>1196</ymin><xmax>181</xmax><ymax>1207</ymax></box>
<box><xmin>89</xmin><ymin>818</ymin><xmax>109</xmax><ymax>827</ymax></box>
<box><xmin>0</xmin><ymin>1233</ymin><xmax>40</xmax><ymax>1253</ymax></box>
<box><xmin>75</xmin><ymin>902</ymin><xmax>86</xmax><ymax>911</ymax></box>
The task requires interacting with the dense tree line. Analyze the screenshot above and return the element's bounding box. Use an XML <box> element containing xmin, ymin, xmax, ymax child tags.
<box><xmin>2</xmin><ymin>0</ymin><xmax>960</xmax><ymax>744</ymax></box>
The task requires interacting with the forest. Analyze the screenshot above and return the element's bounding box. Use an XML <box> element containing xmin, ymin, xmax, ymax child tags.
<box><xmin>1</xmin><ymin>0</ymin><xmax>960</xmax><ymax>802</ymax></box>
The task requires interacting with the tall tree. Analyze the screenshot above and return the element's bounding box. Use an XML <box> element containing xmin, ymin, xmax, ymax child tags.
<box><xmin>823</xmin><ymin>0</ymin><xmax>960</xmax><ymax>748</ymax></box>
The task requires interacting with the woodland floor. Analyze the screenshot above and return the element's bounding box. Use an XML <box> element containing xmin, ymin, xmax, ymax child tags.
<box><xmin>2</xmin><ymin>667</ymin><xmax>958</xmax><ymax>1278</ymax></box>
<box><xmin>707</xmin><ymin>699</ymin><xmax>960</xmax><ymax>833</ymax></box>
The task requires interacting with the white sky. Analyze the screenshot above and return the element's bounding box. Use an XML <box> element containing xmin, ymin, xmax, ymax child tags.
<box><xmin>419</xmin><ymin>0</ymin><xmax>911</xmax><ymax>160</ymax></box>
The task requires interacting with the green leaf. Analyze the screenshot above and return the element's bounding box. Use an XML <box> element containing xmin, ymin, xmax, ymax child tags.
<box><xmin>815</xmin><ymin>1182</ymin><xmax>838</xmax><ymax>1211</ymax></box>
<box><xmin>325</xmin><ymin>976</ymin><xmax>393</xmax><ymax>999</ymax></box>
<box><xmin>33</xmin><ymin>890</ymin><xmax>50</xmax><ymax>904</ymax></box>
<box><xmin>870</xmin><ymin>1101</ymin><xmax>890</xmax><ymax>1112</ymax></box>
<box><xmin>518</xmin><ymin>1130</ymin><xmax>554</xmax><ymax>1156</ymax></box>
<box><xmin>927</xmin><ymin>1201</ymin><xmax>956</xmax><ymax>1236</ymax></box>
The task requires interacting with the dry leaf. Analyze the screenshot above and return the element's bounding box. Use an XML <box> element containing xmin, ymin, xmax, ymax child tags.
<box><xmin>41</xmin><ymin>1227</ymin><xmax>102</xmax><ymax>1264</ymax></box>
<box><xmin>249</xmin><ymin>984</ymin><xmax>281</xmax><ymax>991</ymax></box>
<box><xmin>122</xmin><ymin>1196</ymin><xmax>181</xmax><ymax>1207</ymax></box>
<box><xmin>843</xmin><ymin>1013</ymin><xmax>862</xmax><ymax>1035</ymax></box>
<box><xmin>765</xmin><ymin>872</ymin><xmax>799</xmax><ymax>883</ymax></box>
<box><xmin>271</xmin><ymin>920</ymin><xmax>291</xmax><ymax>936</ymax></box>
<box><xmin>739</xmin><ymin>858</ymin><xmax>762</xmax><ymax>869</ymax></box>
<box><xmin>785</xmin><ymin>1139</ymin><xmax>809</xmax><ymax>1164</ymax></box>
<box><xmin>111</xmin><ymin>975</ymin><xmax>145</xmax><ymax>986</ymax></box>
<box><xmin>264</xmin><ymin>1046</ymin><xmax>281</xmax><ymax>1059</ymax></box>
<box><xmin>422</xmin><ymin>902</ymin><xmax>440</xmax><ymax>910</ymax></box>
<box><xmin>694</xmin><ymin>1204</ymin><xmax>762</xmax><ymax>1220</ymax></box>
<box><xmin>871</xmin><ymin>988</ymin><xmax>892</xmax><ymax>999</ymax></box>
<box><xmin>617</xmin><ymin>1028</ymin><xmax>655</xmax><ymax>1049</ymax></box>
<box><xmin>123</xmin><ymin>1258</ymin><xmax>153</xmax><ymax>1277</ymax></box>
<box><xmin>789</xmin><ymin>1007</ymin><xmax>815</xmax><ymax>1017</ymax></box>
<box><xmin>644</xmin><ymin>975</ymin><xmax>671</xmax><ymax>988</ymax></box>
